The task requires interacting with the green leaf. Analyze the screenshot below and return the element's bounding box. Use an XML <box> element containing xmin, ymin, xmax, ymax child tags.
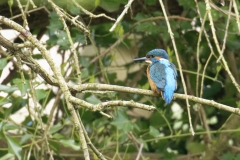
<box><xmin>86</xmin><ymin>95</ymin><xmax>101</xmax><ymax>104</ymax></box>
<box><xmin>56</xmin><ymin>31</ymin><xmax>70</xmax><ymax>49</ymax></box>
<box><xmin>114</xmin><ymin>24</ymin><xmax>124</xmax><ymax>38</ymax></box>
<box><xmin>102</xmin><ymin>55</ymin><xmax>112</xmax><ymax>66</ymax></box>
<box><xmin>7</xmin><ymin>0</ymin><xmax>13</xmax><ymax>16</ymax></box>
<box><xmin>144</xmin><ymin>0</ymin><xmax>156</xmax><ymax>5</ymax></box>
<box><xmin>79</xmin><ymin>57</ymin><xmax>90</xmax><ymax>68</ymax></box>
<box><xmin>95</xmin><ymin>0</ymin><xmax>100</xmax><ymax>7</ymax></box>
<box><xmin>47</xmin><ymin>12</ymin><xmax>63</xmax><ymax>33</ymax></box>
<box><xmin>49</xmin><ymin>123</ymin><xmax>63</xmax><ymax>134</ymax></box>
<box><xmin>35</xmin><ymin>89</ymin><xmax>47</xmax><ymax>101</ymax></box>
<box><xmin>87</xmin><ymin>75</ymin><xmax>94</xmax><ymax>83</ymax></box>
<box><xmin>12</xmin><ymin>79</ymin><xmax>29</xmax><ymax>96</ymax></box>
<box><xmin>139</xmin><ymin>138</ymin><xmax>149</xmax><ymax>151</ymax></box>
<box><xmin>222</xmin><ymin>152</ymin><xmax>235</xmax><ymax>160</ymax></box>
<box><xmin>180</xmin><ymin>20</ymin><xmax>192</xmax><ymax>30</ymax></box>
<box><xmin>19</xmin><ymin>134</ymin><xmax>32</xmax><ymax>145</ymax></box>
<box><xmin>135</xmin><ymin>22</ymin><xmax>162</xmax><ymax>34</ymax></box>
<box><xmin>178</xmin><ymin>0</ymin><xmax>195</xmax><ymax>10</ymax></box>
<box><xmin>3</xmin><ymin>123</ymin><xmax>19</xmax><ymax>131</ymax></box>
<box><xmin>198</xmin><ymin>2</ymin><xmax>207</xmax><ymax>18</ymax></box>
<box><xmin>81</xmin><ymin>68</ymin><xmax>89</xmax><ymax>80</ymax></box>
<box><xmin>0</xmin><ymin>58</ymin><xmax>7</xmax><ymax>70</ymax></box>
<box><xmin>10</xmin><ymin>97</ymin><xmax>27</xmax><ymax>114</ymax></box>
<box><xmin>216</xmin><ymin>65</ymin><xmax>222</xmax><ymax>73</ymax></box>
<box><xmin>0</xmin><ymin>121</ymin><xmax>5</xmax><ymax>138</ymax></box>
<box><xmin>111</xmin><ymin>110</ymin><xmax>134</xmax><ymax>132</ymax></box>
<box><xmin>100</xmin><ymin>0</ymin><xmax>127</xmax><ymax>12</ymax></box>
<box><xmin>68</xmin><ymin>5</ymin><xmax>81</xmax><ymax>15</ymax></box>
<box><xmin>139</xmin><ymin>82</ymin><xmax>150</xmax><ymax>90</ymax></box>
<box><xmin>149</xmin><ymin>126</ymin><xmax>160</xmax><ymax>137</ymax></box>
<box><xmin>0</xmin><ymin>96</ymin><xmax>11</xmax><ymax>106</ymax></box>
<box><xmin>234</xmin><ymin>153</ymin><xmax>240</xmax><ymax>160</ymax></box>
<box><xmin>0</xmin><ymin>85</ymin><xmax>18</xmax><ymax>93</ymax></box>
<box><xmin>5</xmin><ymin>135</ymin><xmax>22</xmax><ymax>160</ymax></box>
<box><xmin>134</xmin><ymin>13</ymin><xmax>150</xmax><ymax>21</ymax></box>
<box><xmin>52</xmin><ymin>133</ymin><xmax>66</xmax><ymax>139</ymax></box>
<box><xmin>186</xmin><ymin>142</ymin><xmax>205</xmax><ymax>153</ymax></box>
<box><xmin>59</xmin><ymin>139</ymin><xmax>80</xmax><ymax>150</ymax></box>
<box><xmin>49</xmin><ymin>140</ymin><xmax>60</xmax><ymax>154</ymax></box>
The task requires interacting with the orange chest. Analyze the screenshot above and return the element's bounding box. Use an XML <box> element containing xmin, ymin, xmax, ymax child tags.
<box><xmin>147</xmin><ymin>67</ymin><xmax>162</xmax><ymax>94</ymax></box>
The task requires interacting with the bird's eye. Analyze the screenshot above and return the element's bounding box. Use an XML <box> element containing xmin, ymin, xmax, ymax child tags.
<box><xmin>147</xmin><ymin>55</ymin><xmax>154</xmax><ymax>58</ymax></box>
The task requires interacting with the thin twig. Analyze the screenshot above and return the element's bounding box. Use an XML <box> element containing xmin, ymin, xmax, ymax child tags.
<box><xmin>71</xmin><ymin>0</ymin><xmax>115</xmax><ymax>21</ymax></box>
<box><xmin>99</xmin><ymin>111</ymin><xmax>113</xmax><ymax>119</ymax></box>
<box><xmin>159</xmin><ymin>0</ymin><xmax>194</xmax><ymax>135</ymax></box>
<box><xmin>196</xmin><ymin>12</ymin><xmax>207</xmax><ymax>97</ymax></box>
<box><xmin>11</xmin><ymin>6</ymin><xmax>50</xmax><ymax>20</ymax></box>
<box><xmin>28</xmin><ymin>70</ymin><xmax>54</xmax><ymax>160</ymax></box>
<box><xmin>217</xmin><ymin>0</ymin><xmax>232</xmax><ymax>62</ymax></box>
<box><xmin>71</xmin><ymin>83</ymin><xmax>240</xmax><ymax>116</ymax></box>
<box><xmin>53</xmin><ymin>7</ymin><xmax>82</xmax><ymax>84</ymax></box>
<box><xmin>199</xmin><ymin>53</ymin><xmax>214</xmax><ymax>143</ymax></box>
<box><xmin>0</xmin><ymin>31</ymin><xmax>238</xmax><ymax>119</ymax></box>
<box><xmin>195</xmin><ymin>12</ymin><xmax>213</xmax><ymax>142</ymax></box>
<box><xmin>44</xmin><ymin>90</ymin><xmax>62</xmax><ymax>135</ymax></box>
<box><xmin>16</xmin><ymin>0</ymin><xmax>29</xmax><ymax>30</ymax></box>
<box><xmin>48</xmin><ymin>0</ymin><xmax>89</xmax><ymax>34</ymax></box>
<box><xmin>15</xmin><ymin>51</ymin><xmax>26</xmax><ymax>84</ymax></box>
<box><xmin>180</xmin><ymin>69</ymin><xmax>224</xmax><ymax>87</ymax></box>
<box><xmin>128</xmin><ymin>132</ymin><xmax>144</xmax><ymax>160</ymax></box>
<box><xmin>210</xmin><ymin>2</ymin><xmax>236</xmax><ymax>19</ymax></box>
<box><xmin>0</xmin><ymin>15</ymin><xmax>91</xmax><ymax>160</ymax></box>
<box><xmin>232</xmin><ymin>0</ymin><xmax>240</xmax><ymax>34</ymax></box>
<box><xmin>72</xmin><ymin>98</ymin><xmax>156</xmax><ymax>111</ymax></box>
<box><xmin>91</xmin><ymin>16</ymin><xmax>191</xmax><ymax>64</ymax></box>
<box><xmin>136</xmin><ymin>144</ymin><xmax>143</xmax><ymax>160</ymax></box>
<box><xmin>205</xmin><ymin>0</ymin><xmax>240</xmax><ymax>93</ymax></box>
<box><xmin>77</xmin><ymin>112</ymin><xmax>107</xmax><ymax>160</ymax></box>
<box><xmin>109</xmin><ymin>0</ymin><xmax>135</xmax><ymax>32</ymax></box>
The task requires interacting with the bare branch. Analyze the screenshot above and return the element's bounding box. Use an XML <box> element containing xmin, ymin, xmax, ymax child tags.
<box><xmin>159</xmin><ymin>0</ymin><xmax>194</xmax><ymax>135</ymax></box>
<box><xmin>109</xmin><ymin>0</ymin><xmax>134</xmax><ymax>32</ymax></box>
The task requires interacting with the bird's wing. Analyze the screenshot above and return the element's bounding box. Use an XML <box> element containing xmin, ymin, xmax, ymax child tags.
<box><xmin>169</xmin><ymin>63</ymin><xmax>177</xmax><ymax>79</ymax></box>
<box><xmin>149</xmin><ymin>62</ymin><xmax>166</xmax><ymax>90</ymax></box>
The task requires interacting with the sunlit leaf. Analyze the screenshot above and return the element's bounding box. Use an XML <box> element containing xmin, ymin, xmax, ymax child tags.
<box><xmin>3</xmin><ymin>123</ymin><xmax>19</xmax><ymax>131</ymax></box>
<box><xmin>49</xmin><ymin>123</ymin><xmax>63</xmax><ymax>134</ymax></box>
<box><xmin>5</xmin><ymin>135</ymin><xmax>22</xmax><ymax>160</ymax></box>
<box><xmin>0</xmin><ymin>85</ymin><xmax>18</xmax><ymax>93</ymax></box>
<box><xmin>19</xmin><ymin>134</ymin><xmax>32</xmax><ymax>145</ymax></box>
<box><xmin>59</xmin><ymin>139</ymin><xmax>80</xmax><ymax>150</ymax></box>
<box><xmin>114</xmin><ymin>24</ymin><xmax>124</xmax><ymax>38</ymax></box>
<box><xmin>12</xmin><ymin>79</ymin><xmax>29</xmax><ymax>96</ymax></box>
<box><xmin>149</xmin><ymin>126</ymin><xmax>160</xmax><ymax>137</ymax></box>
<box><xmin>0</xmin><ymin>58</ymin><xmax>7</xmax><ymax>70</ymax></box>
<box><xmin>35</xmin><ymin>89</ymin><xmax>47</xmax><ymax>101</ymax></box>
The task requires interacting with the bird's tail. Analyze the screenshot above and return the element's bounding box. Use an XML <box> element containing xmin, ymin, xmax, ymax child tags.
<box><xmin>162</xmin><ymin>88</ymin><xmax>174</xmax><ymax>104</ymax></box>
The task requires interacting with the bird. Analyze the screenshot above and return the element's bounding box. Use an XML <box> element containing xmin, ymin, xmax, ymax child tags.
<box><xmin>134</xmin><ymin>49</ymin><xmax>177</xmax><ymax>104</ymax></box>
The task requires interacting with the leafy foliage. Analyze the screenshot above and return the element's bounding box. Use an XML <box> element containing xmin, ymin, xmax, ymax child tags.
<box><xmin>0</xmin><ymin>0</ymin><xmax>240</xmax><ymax>160</ymax></box>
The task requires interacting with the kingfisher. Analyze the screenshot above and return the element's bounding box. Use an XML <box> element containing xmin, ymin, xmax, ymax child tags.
<box><xmin>134</xmin><ymin>49</ymin><xmax>177</xmax><ymax>104</ymax></box>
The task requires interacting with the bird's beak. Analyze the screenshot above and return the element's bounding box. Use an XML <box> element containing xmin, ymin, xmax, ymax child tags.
<box><xmin>133</xmin><ymin>57</ymin><xmax>147</xmax><ymax>61</ymax></box>
<box><xmin>133</xmin><ymin>57</ymin><xmax>152</xmax><ymax>64</ymax></box>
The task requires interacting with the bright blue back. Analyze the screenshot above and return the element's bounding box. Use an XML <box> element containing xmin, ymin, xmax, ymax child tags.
<box><xmin>149</xmin><ymin>58</ymin><xmax>177</xmax><ymax>104</ymax></box>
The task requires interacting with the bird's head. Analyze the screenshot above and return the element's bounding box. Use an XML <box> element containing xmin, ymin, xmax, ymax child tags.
<box><xmin>134</xmin><ymin>49</ymin><xmax>169</xmax><ymax>64</ymax></box>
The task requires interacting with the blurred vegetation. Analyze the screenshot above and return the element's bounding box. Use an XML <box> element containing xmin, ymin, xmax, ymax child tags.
<box><xmin>0</xmin><ymin>0</ymin><xmax>240</xmax><ymax>159</ymax></box>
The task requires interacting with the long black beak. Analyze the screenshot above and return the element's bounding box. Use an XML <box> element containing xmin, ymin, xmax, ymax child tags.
<box><xmin>133</xmin><ymin>57</ymin><xmax>147</xmax><ymax>61</ymax></box>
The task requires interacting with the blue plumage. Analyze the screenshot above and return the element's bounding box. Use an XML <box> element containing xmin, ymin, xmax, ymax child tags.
<box><xmin>134</xmin><ymin>49</ymin><xmax>177</xmax><ymax>104</ymax></box>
